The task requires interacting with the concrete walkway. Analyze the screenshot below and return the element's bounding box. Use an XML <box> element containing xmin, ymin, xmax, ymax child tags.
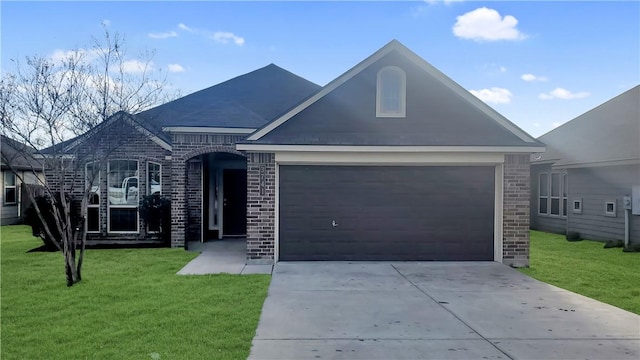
<box><xmin>177</xmin><ymin>239</ymin><xmax>272</xmax><ymax>275</ymax></box>
<box><xmin>249</xmin><ymin>262</ymin><xmax>640</xmax><ymax>359</ymax></box>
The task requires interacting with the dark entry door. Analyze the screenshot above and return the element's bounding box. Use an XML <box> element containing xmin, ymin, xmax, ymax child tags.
<box><xmin>223</xmin><ymin>169</ymin><xmax>247</xmax><ymax>236</ymax></box>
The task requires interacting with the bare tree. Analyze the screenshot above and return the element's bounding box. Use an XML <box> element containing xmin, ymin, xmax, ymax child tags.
<box><xmin>1</xmin><ymin>26</ymin><xmax>173</xmax><ymax>286</ymax></box>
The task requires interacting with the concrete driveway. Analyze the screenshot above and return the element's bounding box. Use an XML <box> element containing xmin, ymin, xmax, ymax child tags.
<box><xmin>249</xmin><ymin>262</ymin><xmax>639</xmax><ymax>360</ymax></box>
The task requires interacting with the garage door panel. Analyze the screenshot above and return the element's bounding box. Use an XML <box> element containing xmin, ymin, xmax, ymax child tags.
<box><xmin>279</xmin><ymin>165</ymin><xmax>494</xmax><ymax>261</ymax></box>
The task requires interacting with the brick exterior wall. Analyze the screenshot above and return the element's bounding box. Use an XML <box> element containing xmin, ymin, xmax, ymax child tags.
<box><xmin>46</xmin><ymin>119</ymin><xmax>172</xmax><ymax>242</ymax></box>
<box><xmin>246</xmin><ymin>152</ymin><xmax>276</xmax><ymax>264</ymax></box>
<box><xmin>186</xmin><ymin>159</ymin><xmax>202</xmax><ymax>242</ymax></box>
<box><xmin>502</xmin><ymin>154</ymin><xmax>531</xmax><ymax>267</ymax></box>
<box><xmin>169</xmin><ymin>133</ymin><xmax>246</xmax><ymax>247</ymax></box>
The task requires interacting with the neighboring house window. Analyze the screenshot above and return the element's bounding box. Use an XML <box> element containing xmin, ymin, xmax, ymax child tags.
<box><xmin>538</xmin><ymin>171</ymin><xmax>566</xmax><ymax>217</ymax></box>
<box><xmin>376</xmin><ymin>66</ymin><xmax>406</xmax><ymax>117</ymax></box>
<box><xmin>4</xmin><ymin>172</ymin><xmax>17</xmax><ymax>205</ymax></box>
<box><xmin>604</xmin><ymin>200</ymin><xmax>616</xmax><ymax>217</ymax></box>
<box><xmin>538</xmin><ymin>173</ymin><xmax>548</xmax><ymax>214</ymax></box>
<box><xmin>85</xmin><ymin>162</ymin><xmax>100</xmax><ymax>233</ymax></box>
<box><xmin>572</xmin><ymin>198</ymin><xmax>582</xmax><ymax>214</ymax></box>
<box><xmin>148</xmin><ymin>162</ymin><xmax>161</xmax><ymax>195</ymax></box>
<box><xmin>108</xmin><ymin>160</ymin><xmax>139</xmax><ymax>233</ymax></box>
<box><xmin>562</xmin><ymin>173</ymin><xmax>568</xmax><ymax>216</ymax></box>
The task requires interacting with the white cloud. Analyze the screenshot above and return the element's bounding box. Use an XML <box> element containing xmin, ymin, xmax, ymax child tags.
<box><xmin>50</xmin><ymin>48</ymin><xmax>104</xmax><ymax>64</ymax></box>
<box><xmin>470</xmin><ymin>87</ymin><xmax>513</xmax><ymax>104</ymax></box>
<box><xmin>121</xmin><ymin>59</ymin><xmax>153</xmax><ymax>74</ymax></box>
<box><xmin>453</xmin><ymin>7</ymin><xmax>526</xmax><ymax>41</ymax></box>
<box><xmin>539</xmin><ymin>88</ymin><xmax>590</xmax><ymax>100</ymax></box>
<box><xmin>178</xmin><ymin>23</ymin><xmax>194</xmax><ymax>32</ymax></box>
<box><xmin>521</xmin><ymin>73</ymin><xmax>548</xmax><ymax>82</ymax></box>
<box><xmin>102</xmin><ymin>19</ymin><xmax>111</xmax><ymax>27</ymax></box>
<box><xmin>148</xmin><ymin>31</ymin><xmax>178</xmax><ymax>39</ymax></box>
<box><xmin>212</xmin><ymin>32</ymin><xmax>245</xmax><ymax>46</ymax></box>
<box><xmin>167</xmin><ymin>64</ymin><xmax>185</xmax><ymax>73</ymax></box>
<box><xmin>499</xmin><ymin>66</ymin><xmax>507</xmax><ymax>73</ymax></box>
<box><xmin>533</xmin><ymin>122</ymin><xmax>541</xmax><ymax>128</ymax></box>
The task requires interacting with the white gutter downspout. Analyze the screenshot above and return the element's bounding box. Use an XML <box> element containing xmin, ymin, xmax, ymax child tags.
<box><xmin>623</xmin><ymin>195</ymin><xmax>632</xmax><ymax>248</ymax></box>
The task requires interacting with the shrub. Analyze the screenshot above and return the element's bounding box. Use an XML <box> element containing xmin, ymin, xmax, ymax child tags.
<box><xmin>139</xmin><ymin>194</ymin><xmax>171</xmax><ymax>246</ymax></box>
<box><xmin>566</xmin><ymin>231</ymin><xmax>582</xmax><ymax>242</ymax></box>
<box><xmin>24</xmin><ymin>194</ymin><xmax>81</xmax><ymax>251</ymax></box>
<box><xmin>623</xmin><ymin>243</ymin><xmax>640</xmax><ymax>253</ymax></box>
<box><xmin>603</xmin><ymin>240</ymin><xmax>624</xmax><ymax>248</ymax></box>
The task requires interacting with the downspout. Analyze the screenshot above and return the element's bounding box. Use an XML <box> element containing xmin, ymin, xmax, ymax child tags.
<box><xmin>625</xmin><ymin>208</ymin><xmax>630</xmax><ymax>248</ymax></box>
<box><xmin>623</xmin><ymin>195</ymin><xmax>632</xmax><ymax>248</ymax></box>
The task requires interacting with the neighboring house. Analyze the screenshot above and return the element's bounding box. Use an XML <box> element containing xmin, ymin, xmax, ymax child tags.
<box><xmin>55</xmin><ymin>40</ymin><xmax>544</xmax><ymax>266</ymax></box>
<box><xmin>530</xmin><ymin>86</ymin><xmax>640</xmax><ymax>245</ymax></box>
<box><xmin>0</xmin><ymin>135</ymin><xmax>44</xmax><ymax>225</ymax></box>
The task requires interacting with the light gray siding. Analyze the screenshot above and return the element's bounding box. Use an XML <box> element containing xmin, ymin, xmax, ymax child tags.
<box><xmin>567</xmin><ymin>165</ymin><xmax>640</xmax><ymax>244</ymax></box>
<box><xmin>1</xmin><ymin>170</ymin><xmax>41</xmax><ymax>226</ymax></box>
<box><xmin>1</xmin><ymin>169</ymin><xmax>19</xmax><ymax>225</ymax></box>
<box><xmin>530</xmin><ymin>164</ymin><xmax>567</xmax><ymax>234</ymax></box>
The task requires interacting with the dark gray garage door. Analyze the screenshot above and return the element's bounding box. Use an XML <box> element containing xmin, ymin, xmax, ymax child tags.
<box><xmin>279</xmin><ymin>165</ymin><xmax>495</xmax><ymax>261</ymax></box>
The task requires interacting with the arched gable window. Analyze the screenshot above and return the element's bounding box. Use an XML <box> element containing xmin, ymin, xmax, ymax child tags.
<box><xmin>376</xmin><ymin>66</ymin><xmax>406</xmax><ymax>117</ymax></box>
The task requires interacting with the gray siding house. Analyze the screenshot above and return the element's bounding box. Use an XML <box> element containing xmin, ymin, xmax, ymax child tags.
<box><xmin>1</xmin><ymin>135</ymin><xmax>44</xmax><ymax>225</ymax></box>
<box><xmin>530</xmin><ymin>86</ymin><xmax>640</xmax><ymax>245</ymax></box>
<box><xmin>41</xmin><ymin>40</ymin><xmax>544</xmax><ymax>266</ymax></box>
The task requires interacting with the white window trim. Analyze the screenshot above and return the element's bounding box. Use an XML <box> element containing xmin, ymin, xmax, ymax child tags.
<box><xmin>85</xmin><ymin>162</ymin><xmax>101</xmax><ymax>233</ymax></box>
<box><xmin>376</xmin><ymin>66</ymin><xmax>406</xmax><ymax>118</ymax></box>
<box><xmin>107</xmin><ymin>159</ymin><xmax>140</xmax><ymax>234</ymax></box>
<box><xmin>604</xmin><ymin>200</ymin><xmax>616</xmax><ymax>217</ymax></box>
<box><xmin>3</xmin><ymin>171</ymin><xmax>17</xmax><ymax>205</ymax></box>
<box><xmin>538</xmin><ymin>173</ymin><xmax>549</xmax><ymax>215</ymax></box>
<box><xmin>572</xmin><ymin>198</ymin><xmax>582</xmax><ymax>214</ymax></box>
<box><xmin>550</xmin><ymin>172</ymin><xmax>561</xmax><ymax>216</ymax></box>
<box><xmin>147</xmin><ymin>161</ymin><xmax>162</xmax><ymax>196</ymax></box>
<box><xmin>562</xmin><ymin>173</ymin><xmax>568</xmax><ymax>217</ymax></box>
<box><xmin>538</xmin><ymin>171</ymin><xmax>567</xmax><ymax>217</ymax></box>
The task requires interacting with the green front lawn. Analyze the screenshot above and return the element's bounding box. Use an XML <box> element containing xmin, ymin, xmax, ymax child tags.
<box><xmin>520</xmin><ymin>230</ymin><xmax>640</xmax><ymax>315</ymax></box>
<box><xmin>1</xmin><ymin>225</ymin><xmax>270</xmax><ymax>360</ymax></box>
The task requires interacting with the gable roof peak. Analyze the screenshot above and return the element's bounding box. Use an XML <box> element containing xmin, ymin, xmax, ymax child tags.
<box><xmin>247</xmin><ymin>40</ymin><xmax>540</xmax><ymax>145</ymax></box>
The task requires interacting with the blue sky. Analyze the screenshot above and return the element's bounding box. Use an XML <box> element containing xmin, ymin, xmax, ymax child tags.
<box><xmin>2</xmin><ymin>1</ymin><xmax>638</xmax><ymax>137</ymax></box>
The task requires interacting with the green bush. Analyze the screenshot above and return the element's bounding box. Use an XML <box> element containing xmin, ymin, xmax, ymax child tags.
<box><xmin>139</xmin><ymin>194</ymin><xmax>171</xmax><ymax>245</ymax></box>
<box><xmin>565</xmin><ymin>231</ymin><xmax>582</xmax><ymax>242</ymax></box>
<box><xmin>603</xmin><ymin>240</ymin><xmax>624</xmax><ymax>248</ymax></box>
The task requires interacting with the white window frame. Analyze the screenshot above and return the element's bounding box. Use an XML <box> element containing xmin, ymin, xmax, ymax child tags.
<box><xmin>3</xmin><ymin>171</ymin><xmax>17</xmax><ymax>205</ymax></box>
<box><xmin>107</xmin><ymin>159</ymin><xmax>139</xmax><ymax>234</ymax></box>
<box><xmin>147</xmin><ymin>161</ymin><xmax>162</xmax><ymax>196</ymax></box>
<box><xmin>85</xmin><ymin>162</ymin><xmax>101</xmax><ymax>233</ymax></box>
<box><xmin>376</xmin><ymin>66</ymin><xmax>406</xmax><ymax>118</ymax></box>
<box><xmin>562</xmin><ymin>173</ymin><xmax>568</xmax><ymax>217</ymax></box>
<box><xmin>538</xmin><ymin>171</ymin><xmax>567</xmax><ymax>217</ymax></box>
<box><xmin>604</xmin><ymin>200</ymin><xmax>616</xmax><ymax>217</ymax></box>
<box><xmin>538</xmin><ymin>173</ymin><xmax>549</xmax><ymax>215</ymax></box>
<box><xmin>572</xmin><ymin>198</ymin><xmax>582</xmax><ymax>214</ymax></box>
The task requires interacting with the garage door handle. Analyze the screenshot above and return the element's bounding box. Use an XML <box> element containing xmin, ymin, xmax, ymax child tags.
<box><xmin>332</xmin><ymin>220</ymin><xmax>339</xmax><ymax>227</ymax></box>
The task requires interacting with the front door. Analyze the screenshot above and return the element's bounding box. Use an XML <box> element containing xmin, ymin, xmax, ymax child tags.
<box><xmin>223</xmin><ymin>169</ymin><xmax>247</xmax><ymax>236</ymax></box>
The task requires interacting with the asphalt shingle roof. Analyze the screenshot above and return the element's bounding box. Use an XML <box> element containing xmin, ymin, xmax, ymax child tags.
<box><xmin>138</xmin><ymin>63</ymin><xmax>321</xmax><ymax>129</ymax></box>
<box><xmin>533</xmin><ymin>85</ymin><xmax>640</xmax><ymax>166</ymax></box>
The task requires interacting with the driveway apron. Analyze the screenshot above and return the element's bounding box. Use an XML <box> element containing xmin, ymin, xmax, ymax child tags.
<box><xmin>248</xmin><ymin>262</ymin><xmax>640</xmax><ymax>360</ymax></box>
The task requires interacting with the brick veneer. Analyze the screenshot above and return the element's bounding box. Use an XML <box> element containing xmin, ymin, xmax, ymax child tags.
<box><xmin>246</xmin><ymin>152</ymin><xmax>275</xmax><ymax>264</ymax></box>
<box><xmin>47</xmin><ymin>119</ymin><xmax>172</xmax><ymax>242</ymax></box>
<box><xmin>502</xmin><ymin>154</ymin><xmax>531</xmax><ymax>267</ymax></box>
<box><xmin>169</xmin><ymin>133</ymin><xmax>246</xmax><ymax>247</ymax></box>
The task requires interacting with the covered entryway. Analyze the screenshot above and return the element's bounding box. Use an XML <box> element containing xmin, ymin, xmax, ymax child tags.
<box><xmin>202</xmin><ymin>152</ymin><xmax>247</xmax><ymax>240</ymax></box>
<box><xmin>279</xmin><ymin>165</ymin><xmax>495</xmax><ymax>261</ymax></box>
